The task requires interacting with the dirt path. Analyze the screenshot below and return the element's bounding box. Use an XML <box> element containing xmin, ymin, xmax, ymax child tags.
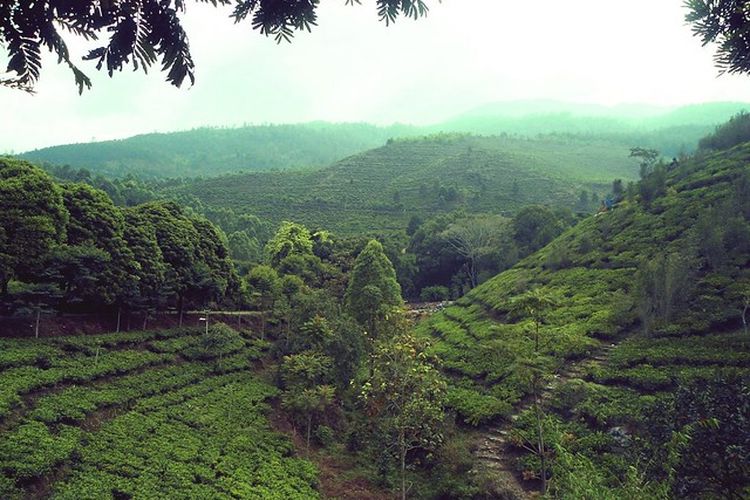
<box><xmin>470</xmin><ymin>341</ymin><xmax>621</xmax><ymax>499</ymax></box>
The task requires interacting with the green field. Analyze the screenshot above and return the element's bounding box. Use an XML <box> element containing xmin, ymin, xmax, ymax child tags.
<box><xmin>0</xmin><ymin>327</ymin><xmax>319</xmax><ymax>499</ymax></box>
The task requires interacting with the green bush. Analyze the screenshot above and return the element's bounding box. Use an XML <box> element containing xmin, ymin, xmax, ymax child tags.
<box><xmin>419</xmin><ymin>286</ymin><xmax>450</xmax><ymax>302</ymax></box>
<box><xmin>314</xmin><ymin>425</ymin><xmax>335</xmax><ymax>448</ymax></box>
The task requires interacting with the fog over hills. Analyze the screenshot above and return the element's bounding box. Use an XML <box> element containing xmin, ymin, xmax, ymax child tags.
<box><xmin>20</xmin><ymin>100</ymin><xmax>749</xmax><ymax>179</ymax></box>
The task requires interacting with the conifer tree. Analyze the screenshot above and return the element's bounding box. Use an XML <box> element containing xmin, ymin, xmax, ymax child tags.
<box><xmin>344</xmin><ymin>239</ymin><xmax>403</xmax><ymax>342</ymax></box>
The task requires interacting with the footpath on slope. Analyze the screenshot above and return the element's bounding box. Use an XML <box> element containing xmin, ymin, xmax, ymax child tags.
<box><xmin>469</xmin><ymin>340</ymin><xmax>622</xmax><ymax>499</ymax></box>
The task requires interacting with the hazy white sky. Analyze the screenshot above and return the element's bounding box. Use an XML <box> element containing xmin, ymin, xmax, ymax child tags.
<box><xmin>2</xmin><ymin>0</ymin><xmax>750</xmax><ymax>152</ymax></box>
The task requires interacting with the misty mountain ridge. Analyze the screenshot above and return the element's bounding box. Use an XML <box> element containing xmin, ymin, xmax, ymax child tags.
<box><xmin>20</xmin><ymin>100</ymin><xmax>750</xmax><ymax>179</ymax></box>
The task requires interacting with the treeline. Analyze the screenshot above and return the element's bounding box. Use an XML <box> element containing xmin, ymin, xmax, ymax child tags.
<box><xmin>0</xmin><ymin>158</ymin><xmax>238</xmax><ymax>324</ymax></box>
<box><xmin>388</xmin><ymin>205</ymin><xmax>579</xmax><ymax>300</ymax></box>
<box><xmin>23</xmin><ymin>122</ymin><xmax>419</xmax><ymax>179</ymax></box>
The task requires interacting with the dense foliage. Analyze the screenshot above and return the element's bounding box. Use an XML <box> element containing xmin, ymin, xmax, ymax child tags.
<box><xmin>0</xmin><ymin>157</ymin><xmax>238</xmax><ymax>320</ymax></box>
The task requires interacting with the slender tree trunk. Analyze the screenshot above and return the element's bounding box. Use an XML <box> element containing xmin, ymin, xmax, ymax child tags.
<box><xmin>307</xmin><ymin>414</ymin><xmax>312</xmax><ymax>451</ymax></box>
<box><xmin>34</xmin><ymin>309</ymin><xmax>41</xmax><ymax>339</ymax></box>
<box><xmin>400</xmin><ymin>430</ymin><xmax>407</xmax><ymax>500</ymax></box>
<box><xmin>143</xmin><ymin>312</ymin><xmax>148</xmax><ymax>330</ymax></box>
<box><xmin>178</xmin><ymin>294</ymin><xmax>184</xmax><ymax>327</ymax></box>
<box><xmin>743</xmin><ymin>299</ymin><xmax>748</xmax><ymax>335</ymax></box>
<box><xmin>260</xmin><ymin>311</ymin><xmax>266</xmax><ymax>340</ymax></box>
<box><xmin>116</xmin><ymin>306</ymin><xmax>122</xmax><ymax>333</ymax></box>
<box><xmin>469</xmin><ymin>258</ymin><xmax>477</xmax><ymax>289</ymax></box>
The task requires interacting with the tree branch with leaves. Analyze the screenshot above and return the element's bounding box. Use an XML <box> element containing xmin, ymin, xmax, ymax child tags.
<box><xmin>0</xmin><ymin>0</ymin><xmax>436</xmax><ymax>93</ymax></box>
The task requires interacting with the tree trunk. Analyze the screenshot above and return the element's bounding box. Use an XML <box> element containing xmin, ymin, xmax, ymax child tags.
<box><xmin>178</xmin><ymin>294</ymin><xmax>184</xmax><ymax>327</ymax></box>
<box><xmin>469</xmin><ymin>258</ymin><xmax>477</xmax><ymax>289</ymax></box>
<box><xmin>307</xmin><ymin>414</ymin><xmax>312</xmax><ymax>451</ymax></box>
<box><xmin>116</xmin><ymin>306</ymin><xmax>122</xmax><ymax>333</ymax></box>
<box><xmin>34</xmin><ymin>309</ymin><xmax>41</xmax><ymax>339</ymax></box>
<box><xmin>743</xmin><ymin>300</ymin><xmax>748</xmax><ymax>335</ymax></box>
<box><xmin>143</xmin><ymin>313</ymin><xmax>148</xmax><ymax>330</ymax></box>
<box><xmin>400</xmin><ymin>430</ymin><xmax>407</xmax><ymax>500</ymax></box>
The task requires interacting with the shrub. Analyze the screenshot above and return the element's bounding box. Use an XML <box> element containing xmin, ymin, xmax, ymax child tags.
<box><xmin>314</xmin><ymin>425</ymin><xmax>335</xmax><ymax>448</ymax></box>
<box><xmin>420</xmin><ymin>286</ymin><xmax>450</xmax><ymax>302</ymax></box>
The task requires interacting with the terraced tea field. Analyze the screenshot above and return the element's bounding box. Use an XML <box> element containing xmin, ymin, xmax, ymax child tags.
<box><xmin>0</xmin><ymin>327</ymin><xmax>319</xmax><ymax>499</ymax></box>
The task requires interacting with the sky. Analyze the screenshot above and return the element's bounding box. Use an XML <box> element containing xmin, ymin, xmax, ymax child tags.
<box><xmin>2</xmin><ymin>0</ymin><xmax>750</xmax><ymax>153</ymax></box>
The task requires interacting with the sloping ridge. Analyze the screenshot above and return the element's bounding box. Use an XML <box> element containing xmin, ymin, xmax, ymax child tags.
<box><xmin>170</xmin><ymin>134</ymin><xmax>637</xmax><ymax>233</ymax></box>
<box><xmin>416</xmin><ymin>142</ymin><xmax>750</xmax><ymax>496</ymax></box>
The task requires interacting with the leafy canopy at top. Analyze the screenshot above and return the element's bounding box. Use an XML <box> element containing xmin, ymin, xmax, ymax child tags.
<box><xmin>0</xmin><ymin>0</ymin><xmax>433</xmax><ymax>94</ymax></box>
<box><xmin>685</xmin><ymin>0</ymin><xmax>750</xmax><ymax>75</ymax></box>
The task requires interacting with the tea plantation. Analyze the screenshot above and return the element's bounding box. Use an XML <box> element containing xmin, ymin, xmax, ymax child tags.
<box><xmin>416</xmin><ymin>142</ymin><xmax>750</xmax><ymax>495</ymax></box>
<box><xmin>0</xmin><ymin>326</ymin><xmax>319</xmax><ymax>499</ymax></box>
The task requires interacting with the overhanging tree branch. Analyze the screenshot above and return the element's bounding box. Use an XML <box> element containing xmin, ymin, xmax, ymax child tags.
<box><xmin>0</xmin><ymin>0</ymin><xmax>437</xmax><ymax>93</ymax></box>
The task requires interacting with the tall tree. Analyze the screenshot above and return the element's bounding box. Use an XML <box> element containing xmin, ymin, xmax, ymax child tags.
<box><xmin>345</xmin><ymin>239</ymin><xmax>403</xmax><ymax>343</ymax></box>
<box><xmin>131</xmin><ymin>201</ymin><xmax>199</xmax><ymax>320</ymax></box>
<box><xmin>121</xmin><ymin>209</ymin><xmax>168</xmax><ymax>327</ymax></box>
<box><xmin>509</xmin><ymin>288</ymin><xmax>558</xmax><ymax>495</ymax></box>
<box><xmin>0</xmin><ymin>158</ymin><xmax>68</xmax><ymax>295</ymax></box>
<box><xmin>443</xmin><ymin>215</ymin><xmax>511</xmax><ymax>289</ymax></box>
<box><xmin>361</xmin><ymin>331</ymin><xmax>446</xmax><ymax>500</ymax></box>
<box><xmin>246</xmin><ymin>264</ymin><xmax>281</xmax><ymax>338</ymax></box>
<box><xmin>265</xmin><ymin>221</ymin><xmax>314</xmax><ymax>267</ymax></box>
<box><xmin>50</xmin><ymin>183</ymin><xmax>138</xmax><ymax>309</ymax></box>
<box><xmin>512</xmin><ymin>206</ymin><xmax>567</xmax><ymax>254</ymax></box>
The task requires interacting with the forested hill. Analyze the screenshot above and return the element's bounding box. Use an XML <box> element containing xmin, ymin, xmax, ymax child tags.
<box><xmin>164</xmin><ymin>134</ymin><xmax>639</xmax><ymax>234</ymax></box>
<box><xmin>21</xmin><ymin>122</ymin><xmax>418</xmax><ymax>179</ymax></box>
<box><xmin>415</xmin><ymin>138</ymin><xmax>750</xmax><ymax>496</ymax></box>
<box><xmin>19</xmin><ymin>102</ymin><xmax>747</xmax><ymax>180</ymax></box>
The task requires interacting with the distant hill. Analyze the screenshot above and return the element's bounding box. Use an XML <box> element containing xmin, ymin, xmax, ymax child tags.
<box><xmin>21</xmin><ymin>101</ymin><xmax>749</xmax><ymax>180</ymax></box>
<box><xmin>21</xmin><ymin>122</ymin><xmax>419</xmax><ymax>179</ymax></box>
<box><xmin>163</xmin><ymin>134</ymin><xmax>639</xmax><ymax>234</ymax></box>
<box><xmin>432</xmin><ymin>100</ymin><xmax>750</xmax><ymax>157</ymax></box>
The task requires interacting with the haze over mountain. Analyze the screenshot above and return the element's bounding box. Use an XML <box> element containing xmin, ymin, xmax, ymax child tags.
<box><xmin>20</xmin><ymin>100</ymin><xmax>749</xmax><ymax>179</ymax></box>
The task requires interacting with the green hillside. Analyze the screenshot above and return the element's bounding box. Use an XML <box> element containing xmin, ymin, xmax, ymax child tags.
<box><xmin>166</xmin><ymin>134</ymin><xmax>639</xmax><ymax>234</ymax></box>
<box><xmin>21</xmin><ymin>122</ymin><xmax>418</xmax><ymax>179</ymax></box>
<box><xmin>19</xmin><ymin>102</ymin><xmax>747</xmax><ymax>182</ymax></box>
<box><xmin>0</xmin><ymin>326</ymin><xmax>321</xmax><ymax>499</ymax></box>
<box><xmin>416</xmin><ymin>143</ymin><xmax>750</xmax><ymax>496</ymax></box>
